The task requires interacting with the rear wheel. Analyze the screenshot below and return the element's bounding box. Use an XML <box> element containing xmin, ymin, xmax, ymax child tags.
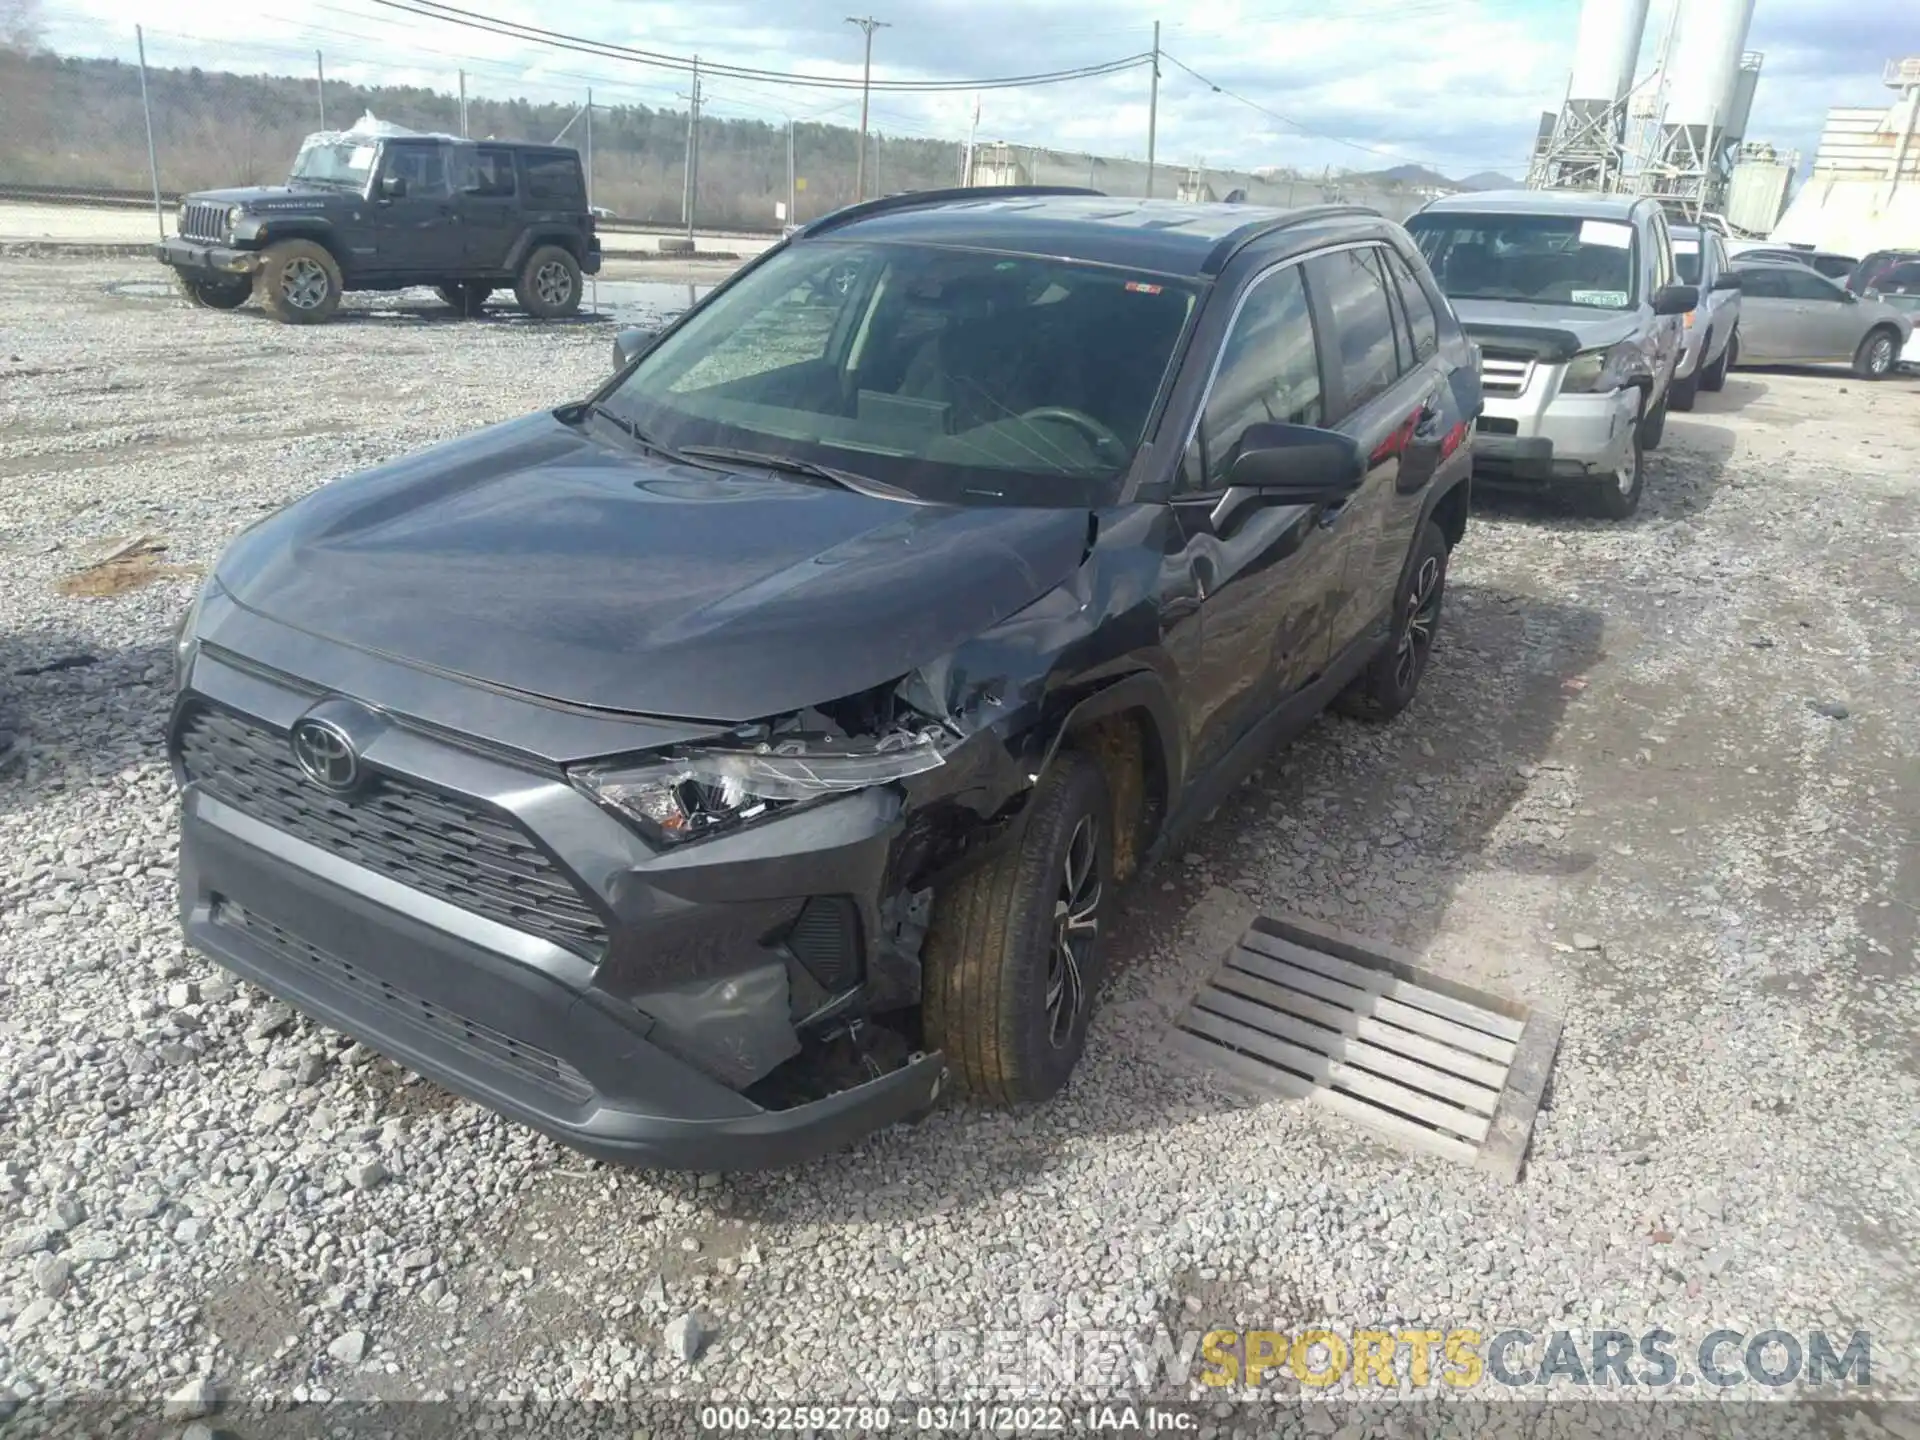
<box><xmin>177</xmin><ymin>272</ymin><xmax>250</xmax><ymax>310</ymax></box>
<box><xmin>1336</xmin><ymin>520</ymin><xmax>1449</xmax><ymax>721</ymax></box>
<box><xmin>435</xmin><ymin>281</ymin><xmax>493</xmax><ymax>317</ymax></box>
<box><xmin>922</xmin><ymin>750</ymin><xmax>1112</xmax><ymax>1105</ymax></box>
<box><xmin>514</xmin><ymin>245</ymin><xmax>581</xmax><ymax>319</ymax></box>
<box><xmin>255</xmin><ymin>239</ymin><xmax>342</xmax><ymax>324</ymax></box>
<box><xmin>1854</xmin><ymin>326</ymin><xmax>1900</xmax><ymax>380</ymax></box>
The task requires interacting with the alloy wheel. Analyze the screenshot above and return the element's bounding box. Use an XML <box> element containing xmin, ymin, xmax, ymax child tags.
<box><xmin>534</xmin><ymin>260</ymin><xmax>574</xmax><ymax>308</ymax></box>
<box><xmin>1870</xmin><ymin>335</ymin><xmax>1894</xmax><ymax>375</ymax></box>
<box><xmin>1393</xmin><ymin>555</ymin><xmax>1443</xmax><ymax>693</ymax></box>
<box><xmin>280</xmin><ymin>257</ymin><xmax>329</xmax><ymax>311</ymax></box>
<box><xmin>1046</xmin><ymin>814</ymin><xmax>1101</xmax><ymax>1049</ymax></box>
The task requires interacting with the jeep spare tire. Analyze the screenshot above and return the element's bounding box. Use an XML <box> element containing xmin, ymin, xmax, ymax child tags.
<box><xmin>256</xmin><ymin>239</ymin><xmax>343</xmax><ymax>324</ymax></box>
<box><xmin>436</xmin><ymin>282</ymin><xmax>493</xmax><ymax>317</ymax></box>
<box><xmin>177</xmin><ymin>272</ymin><xmax>251</xmax><ymax>311</ymax></box>
<box><xmin>515</xmin><ymin>245</ymin><xmax>582</xmax><ymax>319</ymax></box>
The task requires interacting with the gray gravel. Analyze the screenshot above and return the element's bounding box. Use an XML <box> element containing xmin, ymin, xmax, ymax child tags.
<box><xmin>1</xmin><ymin>258</ymin><xmax>1917</xmax><ymax>1419</ymax></box>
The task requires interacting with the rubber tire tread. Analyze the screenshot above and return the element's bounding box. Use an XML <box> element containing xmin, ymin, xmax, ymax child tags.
<box><xmin>922</xmin><ymin>750</ymin><xmax>1110</xmax><ymax>1107</ymax></box>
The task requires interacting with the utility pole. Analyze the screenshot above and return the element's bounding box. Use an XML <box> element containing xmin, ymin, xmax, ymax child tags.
<box><xmin>315</xmin><ymin>51</ymin><xmax>327</xmax><ymax>130</ymax></box>
<box><xmin>136</xmin><ymin>25</ymin><xmax>164</xmax><ymax>244</ymax></box>
<box><xmin>962</xmin><ymin>93</ymin><xmax>980</xmax><ymax>185</ymax></box>
<box><xmin>585</xmin><ymin>88</ymin><xmax>593</xmax><ymax>211</ymax></box>
<box><xmin>682</xmin><ymin>57</ymin><xmax>702</xmax><ymax>239</ymax></box>
<box><xmin>459</xmin><ymin>69</ymin><xmax>468</xmax><ymax>137</ymax></box>
<box><xmin>1145</xmin><ymin>20</ymin><xmax>1160</xmax><ymax>199</ymax></box>
<box><xmin>846</xmin><ymin>15</ymin><xmax>890</xmax><ymax>201</ymax></box>
<box><xmin>787</xmin><ymin>117</ymin><xmax>797</xmax><ymax>225</ymax></box>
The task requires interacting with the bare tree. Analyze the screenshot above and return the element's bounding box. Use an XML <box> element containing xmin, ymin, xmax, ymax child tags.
<box><xmin>0</xmin><ymin>0</ymin><xmax>43</xmax><ymax>52</ymax></box>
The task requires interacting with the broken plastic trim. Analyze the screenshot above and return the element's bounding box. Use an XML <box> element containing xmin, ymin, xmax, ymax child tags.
<box><xmin>572</xmin><ymin>731</ymin><xmax>950</xmax><ymax>844</ymax></box>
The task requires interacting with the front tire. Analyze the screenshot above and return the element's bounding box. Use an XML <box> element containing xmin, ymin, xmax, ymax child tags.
<box><xmin>1670</xmin><ymin>348</ymin><xmax>1700</xmax><ymax>411</ymax></box>
<box><xmin>256</xmin><ymin>239</ymin><xmax>342</xmax><ymax>324</ymax></box>
<box><xmin>1587</xmin><ymin>395</ymin><xmax>1647</xmax><ymax>520</ymax></box>
<box><xmin>1639</xmin><ymin>390</ymin><xmax>1668</xmax><ymax>450</ymax></box>
<box><xmin>1700</xmin><ymin>330</ymin><xmax>1733</xmax><ymax>391</ymax></box>
<box><xmin>176</xmin><ymin>272</ymin><xmax>250</xmax><ymax>310</ymax></box>
<box><xmin>923</xmin><ymin>750</ymin><xmax>1113</xmax><ymax>1106</ymax></box>
<box><xmin>514</xmin><ymin>245</ymin><xmax>582</xmax><ymax>319</ymax></box>
<box><xmin>1854</xmin><ymin>327</ymin><xmax>1900</xmax><ymax>380</ymax></box>
<box><xmin>1336</xmin><ymin>519</ymin><xmax>1449</xmax><ymax>721</ymax></box>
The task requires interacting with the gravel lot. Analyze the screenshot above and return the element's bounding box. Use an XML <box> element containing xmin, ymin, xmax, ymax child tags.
<box><xmin>1</xmin><ymin>257</ymin><xmax>1917</xmax><ymax>1427</ymax></box>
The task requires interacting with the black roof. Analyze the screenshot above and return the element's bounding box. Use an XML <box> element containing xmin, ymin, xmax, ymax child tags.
<box><xmin>799</xmin><ymin>189</ymin><xmax>1383</xmax><ymax>277</ymax></box>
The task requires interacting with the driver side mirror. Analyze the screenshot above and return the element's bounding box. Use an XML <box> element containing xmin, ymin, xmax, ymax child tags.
<box><xmin>1224</xmin><ymin>422</ymin><xmax>1366</xmax><ymax>504</ymax></box>
<box><xmin>378</xmin><ymin>174</ymin><xmax>408</xmax><ymax>200</ymax></box>
<box><xmin>1711</xmin><ymin>272</ymin><xmax>1742</xmax><ymax>292</ymax></box>
<box><xmin>611</xmin><ymin>325</ymin><xmax>659</xmax><ymax>371</ymax></box>
<box><xmin>1653</xmin><ymin>283</ymin><xmax>1699</xmax><ymax>316</ymax></box>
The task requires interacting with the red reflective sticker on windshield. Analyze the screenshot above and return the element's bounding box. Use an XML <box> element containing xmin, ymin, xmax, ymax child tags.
<box><xmin>1125</xmin><ymin>281</ymin><xmax>1164</xmax><ymax>294</ymax></box>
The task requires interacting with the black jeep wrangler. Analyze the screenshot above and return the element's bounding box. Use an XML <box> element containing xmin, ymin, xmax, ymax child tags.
<box><xmin>155</xmin><ymin>124</ymin><xmax>602</xmax><ymax>324</ymax></box>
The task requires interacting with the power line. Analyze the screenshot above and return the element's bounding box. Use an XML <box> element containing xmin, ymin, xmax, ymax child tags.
<box><xmin>362</xmin><ymin>0</ymin><xmax>1153</xmax><ymax>92</ymax></box>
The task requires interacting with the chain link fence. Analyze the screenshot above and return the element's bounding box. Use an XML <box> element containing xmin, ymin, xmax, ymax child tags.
<box><xmin>0</xmin><ymin>30</ymin><xmax>1430</xmax><ymax>235</ymax></box>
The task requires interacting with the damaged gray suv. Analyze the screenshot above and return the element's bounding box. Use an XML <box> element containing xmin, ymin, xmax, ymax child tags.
<box><xmin>171</xmin><ymin>188</ymin><xmax>1479</xmax><ymax>1169</ymax></box>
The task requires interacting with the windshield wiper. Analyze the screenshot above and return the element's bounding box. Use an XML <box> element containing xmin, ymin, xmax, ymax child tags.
<box><xmin>677</xmin><ymin>445</ymin><xmax>917</xmax><ymax>502</ymax></box>
<box><xmin>587</xmin><ymin>405</ymin><xmax>704</xmax><ymax>467</ymax></box>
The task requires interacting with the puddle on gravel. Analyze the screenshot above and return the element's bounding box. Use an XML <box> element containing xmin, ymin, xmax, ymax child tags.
<box><xmin>104</xmin><ymin>277</ymin><xmax>711</xmax><ymax>327</ymax></box>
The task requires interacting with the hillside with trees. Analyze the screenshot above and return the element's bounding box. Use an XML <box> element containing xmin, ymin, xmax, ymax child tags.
<box><xmin>0</xmin><ymin>44</ymin><xmax>967</xmax><ymax>229</ymax></box>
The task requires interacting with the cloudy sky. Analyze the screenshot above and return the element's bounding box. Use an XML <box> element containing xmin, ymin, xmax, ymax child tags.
<box><xmin>37</xmin><ymin>0</ymin><xmax>1920</xmax><ymax>179</ymax></box>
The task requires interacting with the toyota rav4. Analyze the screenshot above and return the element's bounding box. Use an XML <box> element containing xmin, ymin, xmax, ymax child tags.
<box><xmin>170</xmin><ymin>189</ymin><xmax>1479</xmax><ymax>1169</ymax></box>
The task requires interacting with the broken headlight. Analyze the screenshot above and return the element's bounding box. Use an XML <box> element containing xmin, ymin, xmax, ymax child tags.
<box><xmin>572</xmin><ymin>732</ymin><xmax>947</xmax><ymax>844</ymax></box>
<box><xmin>1559</xmin><ymin>341</ymin><xmax>1640</xmax><ymax>394</ymax></box>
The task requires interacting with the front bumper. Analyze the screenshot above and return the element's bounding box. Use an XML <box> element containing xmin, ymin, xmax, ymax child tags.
<box><xmin>1471</xmin><ymin>385</ymin><xmax>1640</xmax><ymax>490</ymax></box>
<box><xmin>171</xmin><ymin>637</ymin><xmax>948</xmax><ymax>1171</ymax></box>
<box><xmin>154</xmin><ymin>236</ymin><xmax>260</xmax><ymax>277</ymax></box>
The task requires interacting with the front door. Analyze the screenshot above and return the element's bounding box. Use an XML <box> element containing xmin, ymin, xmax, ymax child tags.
<box><xmin>1166</xmin><ymin>259</ymin><xmax>1349</xmax><ymax>778</ymax></box>
<box><xmin>1777</xmin><ymin>266</ymin><xmax>1869</xmax><ymax>358</ymax></box>
<box><xmin>369</xmin><ymin>141</ymin><xmax>459</xmax><ymax>279</ymax></box>
<box><xmin>453</xmin><ymin>145</ymin><xmax>521</xmax><ymax>275</ymax></box>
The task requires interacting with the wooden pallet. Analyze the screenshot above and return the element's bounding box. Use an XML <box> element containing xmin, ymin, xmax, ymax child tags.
<box><xmin>1169</xmin><ymin>914</ymin><xmax>1560</xmax><ymax>1182</ymax></box>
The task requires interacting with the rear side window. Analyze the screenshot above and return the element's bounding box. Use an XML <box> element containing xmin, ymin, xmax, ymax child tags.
<box><xmin>1306</xmin><ymin>248</ymin><xmax>1400</xmax><ymax>414</ymax></box>
<box><xmin>1380</xmin><ymin>247</ymin><xmax>1439</xmax><ymax>364</ymax></box>
<box><xmin>1184</xmin><ymin>263</ymin><xmax>1323</xmax><ymax>492</ymax></box>
<box><xmin>522</xmin><ymin>151</ymin><xmax>586</xmax><ymax>204</ymax></box>
<box><xmin>470</xmin><ymin>147</ymin><xmax>517</xmax><ymax>197</ymax></box>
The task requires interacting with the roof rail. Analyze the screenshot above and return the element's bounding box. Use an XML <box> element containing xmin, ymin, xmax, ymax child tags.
<box><xmin>1202</xmin><ymin>202</ymin><xmax>1382</xmax><ymax>274</ymax></box>
<box><xmin>794</xmin><ymin>185</ymin><xmax>1104</xmax><ymax>238</ymax></box>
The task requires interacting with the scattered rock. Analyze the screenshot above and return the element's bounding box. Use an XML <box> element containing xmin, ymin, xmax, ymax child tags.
<box><xmin>347</xmin><ymin>1160</ymin><xmax>389</xmax><ymax>1191</ymax></box>
<box><xmin>1811</xmin><ymin>700</ymin><xmax>1851</xmax><ymax>720</ymax></box>
<box><xmin>48</xmin><ymin>1194</ymin><xmax>86</xmax><ymax>1231</ymax></box>
<box><xmin>397</xmin><ymin>1245</ymin><xmax>434</xmax><ymax>1271</ymax></box>
<box><xmin>664</xmin><ymin>1312</ymin><xmax>708</xmax><ymax>1364</ymax></box>
<box><xmin>1571</xmin><ymin>932</ymin><xmax>1603</xmax><ymax>952</ymax></box>
<box><xmin>247</xmin><ymin>1003</ymin><xmax>295</xmax><ymax>1039</ymax></box>
<box><xmin>327</xmin><ymin>1329</ymin><xmax>369</xmax><ymax>1366</ymax></box>
<box><xmin>163</xmin><ymin>1377</ymin><xmax>217</xmax><ymax>1420</ymax></box>
<box><xmin>32</xmin><ymin>1253</ymin><xmax>72</xmax><ymax>1298</ymax></box>
<box><xmin>3</xmin><ymin>1226</ymin><xmax>56</xmax><ymax>1259</ymax></box>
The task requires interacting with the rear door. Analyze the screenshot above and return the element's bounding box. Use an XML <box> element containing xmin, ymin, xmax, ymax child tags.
<box><xmin>1168</xmin><ymin>258</ymin><xmax>1346</xmax><ymax>777</ymax></box>
<box><xmin>453</xmin><ymin>145</ymin><xmax>521</xmax><ymax>274</ymax></box>
<box><xmin>1303</xmin><ymin>244</ymin><xmax>1440</xmax><ymax>663</ymax></box>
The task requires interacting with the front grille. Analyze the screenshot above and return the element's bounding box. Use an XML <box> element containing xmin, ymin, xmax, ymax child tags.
<box><xmin>179</xmin><ymin>202</ymin><xmax>228</xmax><ymax>242</ymax></box>
<box><xmin>212</xmin><ymin>899</ymin><xmax>594</xmax><ymax>1105</ymax></box>
<box><xmin>178</xmin><ymin>703</ymin><xmax>608</xmax><ymax>959</ymax></box>
<box><xmin>1478</xmin><ymin>350</ymin><xmax>1535</xmax><ymax>397</ymax></box>
<box><xmin>785</xmin><ymin>896</ymin><xmax>862</xmax><ymax>992</ymax></box>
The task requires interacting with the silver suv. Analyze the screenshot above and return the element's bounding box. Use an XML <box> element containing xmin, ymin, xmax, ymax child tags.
<box><xmin>1407</xmin><ymin>191</ymin><xmax>1698</xmax><ymax>519</ymax></box>
<box><xmin>1668</xmin><ymin>223</ymin><xmax>1742</xmax><ymax>410</ymax></box>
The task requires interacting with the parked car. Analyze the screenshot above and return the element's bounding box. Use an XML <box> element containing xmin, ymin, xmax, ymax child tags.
<box><xmin>1407</xmin><ymin>189</ymin><xmax>1697</xmax><ymax>519</ymax></box>
<box><xmin>156</xmin><ymin>119</ymin><xmax>601</xmax><ymax>324</ymax></box>
<box><xmin>1727</xmin><ymin>243</ymin><xmax>1859</xmax><ymax>283</ymax></box>
<box><xmin>1728</xmin><ymin>260</ymin><xmax>1912</xmax><ymax>378</ymax></box>
<box><xmin>170</xmin><ymin>188</ymin><xmax>1480</xmax><ymax>1169</ymax></box>
<box><xmin>1667</xmin><ymin>223</ymin><xmax>1742</xmax><ymax>410</ymax></box>
<box><xmin>1850</xmin><ymin>250</ymin><xmax>1920</xmax><ymax>296</ymax></box>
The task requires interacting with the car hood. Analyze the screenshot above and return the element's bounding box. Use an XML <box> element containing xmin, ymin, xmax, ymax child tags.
<box><xmin>1450</xmin><ymin>298</ymin><xmax>1643</xmax><ymax>362</ymax></box>
<box><xmin>213</xmin><ymin>411</ymin><xmax>1093</xmax><ymax>722</ymax></box>
<box><xmin>186</xmin><ymin>183</ymin><xmax>350</xmax><ymax>208</ymax></box>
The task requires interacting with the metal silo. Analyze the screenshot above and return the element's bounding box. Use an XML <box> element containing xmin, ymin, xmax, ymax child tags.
<box><xmin>1528</xmin><ymin>0</ymin><xmax>1652</xmax><ymax>191</ymax></box>
<box><xmin>1641</xmin><ymin>0</ymin><xmax>1758</xmax><ymax>218</ymax></box>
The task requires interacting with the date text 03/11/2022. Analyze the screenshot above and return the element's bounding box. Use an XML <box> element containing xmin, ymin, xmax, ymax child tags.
<box><xmin>698</xmin><ymin>1403</ymin><xmax>1198</xmax><ymax>1432</ymax></box>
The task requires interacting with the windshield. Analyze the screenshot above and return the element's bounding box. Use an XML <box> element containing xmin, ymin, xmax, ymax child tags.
<box><xmin>291</xmin><ymin>137</ymin><xmax>376</xmax><ymax>189</ymax></box>
<box><xmin>1671</xmin><ymin>231</ymin><xmax>1702</xmax><ymax>286</ymax></box>
<box><xmin>1406</xmin><ymin>213</ymin><xmax>1638</xmax><ymax>310</ymax></box>
<box><xmin>597</xmin><ymin>240</ymin><xmax>1199</xmax><ymax>506</ymax></box>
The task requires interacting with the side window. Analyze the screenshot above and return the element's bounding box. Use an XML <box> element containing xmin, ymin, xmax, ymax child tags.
<box><xmin>523</xmin><ymin>152</ymin><xmax>586</xmax><ymax>204</ymax></box>
<box><xmin>1182</xmin><ymin>264</ymin><xmax>1323</xmax><ymax>492</ymax></box>
<box><xmin>381</xmin><ymin>142</ymin><xmax>449</xmax><ymax>198</ymax></box>
<box><xmin>462</xmin><ymin>146</ymin><xmax>517</xmax><ymax>197</ymax></box>
<box><xmin>1783</xmin><ymin>268</ymin><xmax>1844</xmax><ymax>302</ymax></box>
<box><xmin>1305</xmin><ymin>248</ymin><xmax>1400</xmax><ymax>416</ymax></box>
<box><xmin>1372</xmin><ymin>249</ymin><xmax>1414</xmax><ymax>374</ymax></box>
<box><xmin>1647</xmin><ymin>213</ymin><xmax>1674</xmax><ymax>291</ymax></box>
<box><xmin>1381</xmin><ymin>247</ymin><xmax>1440</xmax><ymax>364</ymax></box>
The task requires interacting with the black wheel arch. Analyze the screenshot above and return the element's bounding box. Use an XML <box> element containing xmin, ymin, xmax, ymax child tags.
<box><xmin>252</xmin><ymin>224</ymin><xmax>347</xmax><ymax>274</ymax></box>
<box><xmin>506</xmin><ymin>229</ymin><xmax>591</xmax><ymax>272</ymax></box>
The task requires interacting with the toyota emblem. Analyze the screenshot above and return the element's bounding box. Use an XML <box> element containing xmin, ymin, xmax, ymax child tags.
<box><xmin>290</xmin><ymin>717</ymin><xmax>360</xmax><ymax>793</ymax></box>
